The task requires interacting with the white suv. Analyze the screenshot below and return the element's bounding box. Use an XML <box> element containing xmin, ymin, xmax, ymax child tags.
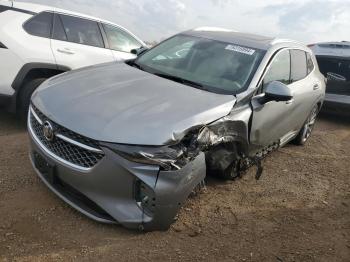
<box><xmin>0</xmin><ymin>0</ymin><xmax>145</xmax><ymax>117</ymax></box>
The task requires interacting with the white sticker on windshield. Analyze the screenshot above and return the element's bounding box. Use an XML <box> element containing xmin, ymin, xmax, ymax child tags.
<box><xmin>225</xmin><ymin>45</ymin><xmax>255</xmax><ymax>55</ymax></box>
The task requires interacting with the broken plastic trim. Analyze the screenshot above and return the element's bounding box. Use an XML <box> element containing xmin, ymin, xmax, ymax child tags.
<box><xmin>100</xmin><ymin>142</ymin><xmax>197</xmax><ymax>171</ymax></box>
<box><xmin>194</xmin><ymin>111</ymin><xmax>279</xmax><ymax>180</ymax></box>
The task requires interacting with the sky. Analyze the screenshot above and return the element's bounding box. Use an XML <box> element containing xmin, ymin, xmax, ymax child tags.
<box><xmin>20</xmin><ymin>0</ymin><xmax>350</xmax><ymax>44</ymax></box>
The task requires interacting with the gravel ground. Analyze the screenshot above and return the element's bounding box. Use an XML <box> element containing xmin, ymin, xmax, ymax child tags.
<box><xmin>0</xmin><ymin>110</ymin><xmax>349</xmax><ymax>262</ymax></box>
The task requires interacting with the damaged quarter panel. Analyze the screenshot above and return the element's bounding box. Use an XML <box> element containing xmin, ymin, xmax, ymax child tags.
<box><xmin>198</xmin><ymin>102</ymin><xmax>251</xmax><ymax>152</ymax></box>
<box><xmin>197</xmin><ymin>102</ymin><xmax>252</xmax><ymax>173</ymax></box>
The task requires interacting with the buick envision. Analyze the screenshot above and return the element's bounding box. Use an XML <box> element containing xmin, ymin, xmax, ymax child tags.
<box><xmin>28</xmin><ymin>28</ymin><xmax>326</xmax><ymax>231</ymax></box>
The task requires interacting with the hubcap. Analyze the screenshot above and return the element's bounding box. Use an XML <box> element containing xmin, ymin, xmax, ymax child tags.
<box><xmin>302</xmin><ymin>107</ymin><xmax>318</xmax><ymax>142</ymax></box>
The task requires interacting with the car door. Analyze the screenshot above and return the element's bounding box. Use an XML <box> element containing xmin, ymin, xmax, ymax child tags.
<box><xmin>51</xmin><ymin>13</ymin><xmax>114</xmax><ymax>69</ymax></box>
<box><xmin>287</xmin><ymin>50</ymin><xmax>321</xmax><ymax>131</ymax></box>
<box><xmin>250</xmin><ymin>49</ymin><xmax>295</xmax><ymax>150</ymax></box>
<box><xmin>101</xmin><ymin>23</ymin><xmax>142</xmax><ymax>61</ymax></box>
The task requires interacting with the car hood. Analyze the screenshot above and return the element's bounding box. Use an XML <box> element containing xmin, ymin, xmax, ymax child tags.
<box><xmin>32</xmin><ymin>62</ymin><xmax>236</xmax><ymax>145</ymax></box>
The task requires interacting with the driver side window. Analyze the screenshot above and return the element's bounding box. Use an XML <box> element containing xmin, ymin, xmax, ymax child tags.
<box><xmin>263</xmin><ymin>49</ymin><xmax>291</xmax><ymax>91</ymax></box>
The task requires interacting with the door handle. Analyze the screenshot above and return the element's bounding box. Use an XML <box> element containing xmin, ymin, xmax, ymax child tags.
<box><xmin>313</xmin><ymin>84</ymin><xmax>320</xmax><ymax>90</ymax></box>
<box><xmin>57</xmin><ymin>48</ymin><xmax>75</xmax><ymax>55</ymax></box>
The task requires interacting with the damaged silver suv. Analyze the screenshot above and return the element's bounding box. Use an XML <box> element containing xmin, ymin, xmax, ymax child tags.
<box><xmin>28</xmin><ymin>28</ymin><xmax>325</xmax><ymax>231</ymax></box>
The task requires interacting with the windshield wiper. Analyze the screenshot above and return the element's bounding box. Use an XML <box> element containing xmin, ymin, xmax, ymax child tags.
<box><xmin>154</xmin><ymin>73</ymin><xmax>206</xmax><ymax>90</ymax></box>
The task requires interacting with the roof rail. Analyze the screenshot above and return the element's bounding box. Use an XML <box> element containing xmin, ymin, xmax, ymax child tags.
<box><xmin>193</xmin><ymin>27</ymin><xmax>238</xmax><ymax>33</ymax></box>
<box><xmin>271</xmin><ymin>38</ymin><xmax>304</xmax><ymax>46</ymax></box>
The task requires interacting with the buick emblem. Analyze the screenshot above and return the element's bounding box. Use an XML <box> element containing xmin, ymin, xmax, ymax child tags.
<box><xmin>43</xmin><ymin>121</ymin><xmax>55</xmax><ymax>142</ymax></box>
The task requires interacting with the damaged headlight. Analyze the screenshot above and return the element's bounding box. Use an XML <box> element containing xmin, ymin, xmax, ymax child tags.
<box><xmin>101</xmin><ymin>143</ymin><xmax>187</xmax><ymax>171</ymax></box>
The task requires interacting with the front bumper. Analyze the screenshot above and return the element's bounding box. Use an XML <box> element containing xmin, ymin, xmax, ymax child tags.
<box><xmin>28</xmin><ymin>127</ymin><xmax>206</xmax><ymax>231</ymax></box>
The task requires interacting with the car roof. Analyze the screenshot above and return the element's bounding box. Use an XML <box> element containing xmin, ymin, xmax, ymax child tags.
<box><xmin>310</xmin><ymin>41</ymin><xmax>350</xmax><ymax>58</ymax></box>
<box><xmin>11</xmin><ymin>1</ymin><xmax>145</xmax><ymax>45</ymax></box>
<box><xmin>183</xmin><ymin>27</ymin><xmax>305</xmax><ymax>51</ymax></box>
<box><xmin>313</xmin><ymin>41</ymin><xmax>350</xmax><ymax>47</ymax></box>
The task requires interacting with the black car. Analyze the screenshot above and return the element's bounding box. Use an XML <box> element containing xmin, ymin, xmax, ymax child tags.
<box><xmin>310</xmin><ymin>42</ymin><xmax>350</xmax><ymax>114</ymax></box>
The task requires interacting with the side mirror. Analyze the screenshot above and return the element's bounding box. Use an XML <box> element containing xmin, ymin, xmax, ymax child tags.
<box><xmin>265</xmin><ymin>81</ymin><xmax>293</xmax><ymax>102</ymax></box>
<box><xmin>131</xmin><ymin>46</ymin><xmax>149</xmax><ymax>56</ymax></box>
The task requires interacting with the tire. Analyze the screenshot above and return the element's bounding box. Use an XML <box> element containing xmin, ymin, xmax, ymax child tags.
<box><xmin>220</xmin><ymin>160</ymin><xmax>240</xmax><ymax>180</ymax></box>
<box><xmin>18</xmin><ymin>78</ymin><xmax>47</xmax><ymax>121</ymax></box>
<box><xmin>205</xmin><ymin>144</ymin><xmax>240</xmax><ymax>180</ymax></box>
<box><xmin>293</xmin><ymin>105</ymin><xmax>319</xmax><ymax>145</ymax></box>
<box><xmin>207</xmin><ymin>162</ymin><xmax>240</xmax><ymax>181</ymax></box>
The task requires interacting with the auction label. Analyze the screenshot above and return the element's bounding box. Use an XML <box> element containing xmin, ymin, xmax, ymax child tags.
<box><xmin>225</xmin><ymin>44</ymin><xmax>255</xmax><ymax>55</ymax></box>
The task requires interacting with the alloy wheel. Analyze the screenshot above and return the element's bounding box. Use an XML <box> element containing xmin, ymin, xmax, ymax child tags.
<box><xmin>301</xmin><ymin>106</ymin><xmax>318</xmax><ymax>143</ymax></box>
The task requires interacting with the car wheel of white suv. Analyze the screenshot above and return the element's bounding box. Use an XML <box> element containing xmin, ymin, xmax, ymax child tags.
<box><xmin>18</xmin><ymin>78</ymin><xmax>46</xmax><ymax>120</ymax></box>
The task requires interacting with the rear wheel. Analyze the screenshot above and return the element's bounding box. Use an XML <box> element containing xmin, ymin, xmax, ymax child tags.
<box><xmin>18</xmin><ymin>78</ymin><xmax>47</xmax><ymax>121</ymax></box>
<box><xmin>293</xmin><ymin>105</ymin><xmax>319</xmax><ymax>145</ymax></box>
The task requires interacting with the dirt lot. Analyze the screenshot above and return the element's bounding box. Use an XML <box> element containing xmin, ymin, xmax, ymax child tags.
<box><xmin>0</xmin><ymin>111</ymin><xmax>349</xmax><ymax>262</ymax></box>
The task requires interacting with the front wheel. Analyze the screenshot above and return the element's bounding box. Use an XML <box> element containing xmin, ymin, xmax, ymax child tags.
<box><xmin>293</xmin><ymin>105</ymin><xmax>319</xmax><ymax>145</ymax></box>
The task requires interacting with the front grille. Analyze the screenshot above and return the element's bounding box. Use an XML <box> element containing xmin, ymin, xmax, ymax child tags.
<box><xmin>29</xmin><ymin>105</ymin><xmax>104</xmax><ymax>170</ymax></box>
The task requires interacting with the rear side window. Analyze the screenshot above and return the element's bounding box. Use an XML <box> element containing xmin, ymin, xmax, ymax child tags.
<box><xmin>290</xmin><ymin>50</ymin><xmax>307</xmax><ymax>82</ymax></box>
<box><xmin>306</xmin><ymin>53</ymin><xmax>315</xmax><ymax>74</ymax></box>
<box><xmin>24</xmin><ymin>12</ymin><xmax>53</xmax><ymax>38</ymax></box>
<box><xmin>58</xmin><ymin>14</ymin><xmax>104</xmax><ymax>48</ymax></box>
<box><xmin>52</xmin><ymin>14</ymin><xmax>67</xmax><ymax>41</ymax></box>
<box><xmin>103</xmin><ymin>24</ymin><xmax>142</xmax><ymax>53</ymax></box>
<box><xmin>264</xmin><ymin>49</ymin><xmax>291</xmax><ymax>86</ymax></box>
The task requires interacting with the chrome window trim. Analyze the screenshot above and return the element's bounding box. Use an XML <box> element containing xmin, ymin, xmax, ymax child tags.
<box><xmin>257</xmin><ymin>47</ymin><xmax>315</xmax><ymax>88</ymax></box>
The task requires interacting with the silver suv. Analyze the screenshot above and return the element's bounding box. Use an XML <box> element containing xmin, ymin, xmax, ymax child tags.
<box><xmin>28</xmin><ymin>28</ymin><xmax>326</xmax><ymax>231</ymax></box>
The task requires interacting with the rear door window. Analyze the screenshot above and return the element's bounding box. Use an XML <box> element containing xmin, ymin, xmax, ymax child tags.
<box><xmin>52</xmin><ymin>14</ymin><xmax>67</xmax><ymax>41</ymax></box>
<box><xmin>59</xmin><ymin>14</ymin><xmax>104</xmax><ymax>48</ymax></box>
<box><xmin>24</xmin><ymin>12</ymin><xmax>53</xmax><ymax>38</ymax></box>
<box><xmin>290</xmin><ymin>50</ymin><xmax>307</xmax><ymax>82</ymax></box>
<box><xmin>264</xmin><ymin>49</ymin><xmax>291</xmax><ymax>87</ymax></box>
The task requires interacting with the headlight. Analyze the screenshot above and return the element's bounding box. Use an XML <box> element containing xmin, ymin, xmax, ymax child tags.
<box><xmin>101</xmin><ymin>143</ymin><xmax>186</xmax><ymax>170</ymax></box>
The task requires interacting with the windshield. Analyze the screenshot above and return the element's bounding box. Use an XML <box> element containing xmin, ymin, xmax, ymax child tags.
<box><xmin>135</xmin><ymin>34</ymin><xmax>265</xmax><ymax>94</ymax></box>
